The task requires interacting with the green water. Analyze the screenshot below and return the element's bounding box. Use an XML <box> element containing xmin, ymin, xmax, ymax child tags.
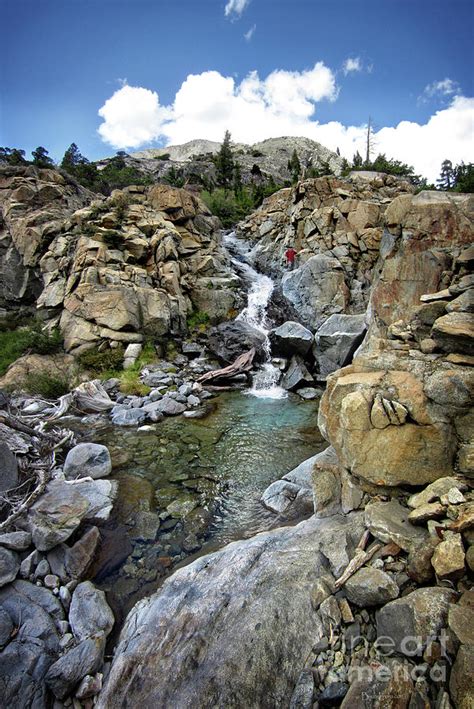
<box><xmin>101</xmin><ymin>391</ymin><xmax>324</xmax><ymax>545</ymax></box>
<box><xmin>74</xmin><ymin>391</ymin><xmax>325</xmax><ymax>612</ymax></box>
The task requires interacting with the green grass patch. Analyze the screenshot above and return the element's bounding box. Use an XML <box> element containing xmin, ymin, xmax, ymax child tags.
<box><xmin>22</xmin><ymin>372</ymin><xmax>70</xmax><ymax>399</ymax></box>
<box><xmin>0</xmin><ymin>323</ymin><xmax>63</xmax><ymax>376</ymax></box>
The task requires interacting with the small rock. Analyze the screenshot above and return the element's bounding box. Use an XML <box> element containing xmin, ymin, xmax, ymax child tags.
<box><xmin>408</xmin><ymin>502</ymin><xmax>446</xmax><ymax>524</ymax></box>
<box><xmin>44</xmin><ymin>574</ymin><xmax>60</xmax><ymax>589</ymax></box>
<box><xmin>34</xmin><ymin>558</ymin><xmax>51</xmax><ymax>579</ymax></box>
<box><xmin>345</xmin><ymin>567</ymin><xmax>399</xmax><ymax>607</ymax></box>
<box><xmin>0</xmin><ymin>531</ymin><xmax>32</xmax><ymax>551</ymax></box>
<box><xmin>289</xmin><ymin>669</ymin><xmax>314</xmax><ymax>709</ymax></box>
<box><xmin>187</xmin><ymin>394</ymin><xmax>201</xmax><ymax>407</ymax></box>
<box><xmin>466</xmin><ymin>545</ymin><xmax>474</xmax><ymax>572</ymax></box>
<box><xmin>45</xmin><ymin>634</ymin><xmax>106</xmax><ymax>700</ymax></box>
<box><xmin>338</xmin><ymin>598</ymin><xmax>354</xmax><ymax>624</ymax></box>
<box><xmin>407</xmin><ymin>539</ymin><xmax>439</xmax><ymax>584</ymax></box>
<box><xmin>64</xmin><ymin>443</ymin><xmax>112</xmax><ymax>480</ymax></box>
<box><xmin>442</xmin><ymin>487</ymin><xmax>466</xmax><ymax>505</ymax></box>
<box><xmin>365</xmin><ymin>499</ymin><xmax>429</xmax><ymax>551</ymax></box>
<box><xmin>69</xmin><ymin>581</ymin><xmax>114</xmax><ymax>641</ymax></box>
<box><xmin>408</xmin><ymin>477</ymin><xmax>468</xmax><ymax>508</ymax></box>
<box><xmin>20</xmin><ymin>549</ymin><xmax>41</xmax><ymax>578</ymax></box>
<box><xmin>65</xmin><ymin>526</ymin><xmax>101</xmax><ymax>580</ymax></box>
<box><xmin>111</xmin><ymin>408</ymin><xmax>146</xmax><ymax>426</ymax></box>
<box><xmin>319</xmin><ymin>596</ymin><xmax>341</xmax><ymax>632</ymax></box>
<box><xmin>76</xmin><ymin>672</ymin><xmax>103</xmax><ymax>700</ymax></box>
<box><xmin>319</xmin><ymin>681</ymin><xmax>348</xmax><ymax>706</ymax></box>
<box><xmin>431</xmin><ymin>533</ymin><xmax>465</xmax><ymax>580</ymax></box>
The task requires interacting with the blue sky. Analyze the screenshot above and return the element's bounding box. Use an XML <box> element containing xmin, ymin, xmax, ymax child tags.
<box><xmin>1</xmin><ymin>0</ymin><xmax>473</xmax><ymax>180</ymax></box>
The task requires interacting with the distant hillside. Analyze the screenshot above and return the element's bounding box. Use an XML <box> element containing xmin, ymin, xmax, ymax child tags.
<box><xmin>97</xmin><ymin>136</ymin><xmax>344</xmax><ymax>188</ymax></box>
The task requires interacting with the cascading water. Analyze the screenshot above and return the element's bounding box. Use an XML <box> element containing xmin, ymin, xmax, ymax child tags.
<box><xmin>223</xmin><ymin>232</ymin><xmax>287</xmax><ymax>399</ymax></box>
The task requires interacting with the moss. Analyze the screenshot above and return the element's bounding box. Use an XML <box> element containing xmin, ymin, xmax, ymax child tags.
<box><xmin>186</xmin><ymin>311</ymin><xmax>210</xmax><ymax>331</ymax></box>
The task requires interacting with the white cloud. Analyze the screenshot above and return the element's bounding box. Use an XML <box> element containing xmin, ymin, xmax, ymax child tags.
<box><xmin>343</xmin><ymin>57</ymin><xmax>362</xmax><ymax>75</ymax></box>
<box><xmin>97</xmin><ymin>68</ymin><xmax>474</xmax><ymax>182</ymax></box>
<box><xmin>225</xmin><ymin>0</ymin><xmax>250</xmax><ymax>18</ymax></box>
<box><xmin>97</xmin><ymin>85</ymin><xmax>170</xmax><ymax>148</ymax></box>
<box><xmin>244</xmin><ymin>24</ymin><xmax>256</xmax><ymax>41</ymax></box>
<box><xmin>419</xmin><ymin>77</ymin><xmax>460</xmax><ymax>103</ymax></box>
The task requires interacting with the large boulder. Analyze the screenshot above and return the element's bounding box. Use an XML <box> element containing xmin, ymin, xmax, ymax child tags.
<box><xmin>270</xmin><ymin>321</ymin><xmax>313</xmax><ymax>357</ymax></box>
<box><xmin>97</xmin><ymin>514</ymin><xmax>365</xmax><ymax>709</ymax></box>
<box><xmin>207</xmin><ymin>320</ymin><xmax>266</xmax><ymax>364</ymax></box>
<box><xmin>318</xmin><ymin>367</ymin><xmax>457</xmax><ymax>487</ymax></box>
<box><xmin>282</xmin><ymin>255</ymin><xmax>349</xmax><ymax>330</ymax></box>
<box><xmin>27</xmin><ymin>478</ymin><xmax>117</xmax><ymax>551</ymax></box>
<box><xmin>313</xmin><ymin>314</ymin><xmax>366</xmax><ymax>379</ymax></box>
<box><xmin>281</xmin><ymin>355</ymin><xmax>314</xmax><ymax>390</ymax></box>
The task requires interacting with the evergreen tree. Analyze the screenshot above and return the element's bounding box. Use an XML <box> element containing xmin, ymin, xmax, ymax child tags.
<box><xmin>215</xmin><ymin>130</ymin><xmax>234</xmax><ymax>190</ymax></box>
<box><xmin>0</xmin><ymin>147</ymin><xmax>28</xmax><ymax>165</ymax></box>
<box><xmin>437</xmin><ymin>159</ymin><xmax>455</xmax><ymax>190</ymax></box>
<box><xmin>233</xmin><ymin>162</ymin><xmax>243</xmax><ymax>197</ymax></box>
<box><xmin>454</xmin><ymin>162</ymin><xmax>474</xmax><ymax>193</ymax></box>
<box><xmin>31</xmin><ymin>146</ymin><xmax>54</xmax><ymax>168</ymax></box>
<box><xmin>61</xmin><ymin>143</ymin><xmax>86</xmax><ymax>170</ymax></box>
<box><xmin>287</xmin><ymin>149</ymin><xmax>301</xmax><ymax>183</ymax></box>
<box><xmin>352</xmin><ymin>151</ymin><xmax>363</xmax><ymax>168</ymax></box>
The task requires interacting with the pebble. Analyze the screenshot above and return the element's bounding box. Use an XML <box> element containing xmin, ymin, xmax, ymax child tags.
<box><xmin>44</xmin><ymin>574</ymin><xmax>60</xmax><ymax>589</ymax></box>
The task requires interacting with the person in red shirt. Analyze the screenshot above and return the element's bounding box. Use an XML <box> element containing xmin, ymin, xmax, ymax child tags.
<box><xmin>285</xmin><ymin>245</ymin><xmax>297</xmax><ymax>270</ymax></box>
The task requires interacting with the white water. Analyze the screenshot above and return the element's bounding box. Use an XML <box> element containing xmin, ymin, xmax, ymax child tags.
<box><xmin>223</xmin><ymin>233</ymin><xmax>287</xmax><ymax>400</ymax></box>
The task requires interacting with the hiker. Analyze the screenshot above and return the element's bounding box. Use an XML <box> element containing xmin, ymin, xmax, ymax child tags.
<box><xmin>285</xmin><ymin>245</ymin><xmax>297</xmax><ymax>270</ymax></box>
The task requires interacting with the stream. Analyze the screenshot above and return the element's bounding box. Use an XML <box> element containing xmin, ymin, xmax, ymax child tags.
<box><xmin>78</xmin><ymin>233</ymin><xmax>325</xmax><ymax>618</ymax></box>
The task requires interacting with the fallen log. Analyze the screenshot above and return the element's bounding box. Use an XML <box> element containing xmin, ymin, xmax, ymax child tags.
<box><xmin>198</xmin><ymin>348</ymin><xmax>256</xmax><ymax>385</ymax></box>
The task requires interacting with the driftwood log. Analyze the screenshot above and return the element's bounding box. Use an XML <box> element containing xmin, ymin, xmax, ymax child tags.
<box><xmin>198</xmin><ymin>348</ymin><xmax>256</xmax><ymax>385</ymax></box>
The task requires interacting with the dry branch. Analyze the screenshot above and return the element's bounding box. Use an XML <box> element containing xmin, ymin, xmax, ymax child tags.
<box><xmin>198</xmin><ymin>348</ymin><xmax>256</xmax><ymax>385</ymax></box>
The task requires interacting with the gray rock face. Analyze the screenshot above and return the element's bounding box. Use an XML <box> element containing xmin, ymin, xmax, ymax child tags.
<box><xmin>27</xmin><ymin>478</ymin><xmax>117</xmax><ymax>551</ymax></box>
<box><xmin>69</xmin><ymin>581</ymin><xmax>114</xmax><ymax>641</ymax></box>
<box><xmin>344</xmin><ymin>567</ymin><xmax>399</xmax><ymax>607</ymax></box>
<box><xmin>282</xmin><ymin>255</ymin><xmax>349</xmax><ymax>330</ymax></box>
<box><xmin>0</xmin><ymin>442</ymin><xmax>19</xmax><ymax>492</ymax></box>
<box><xmin>97</xmin><ymin>514</ymin><xmax>365</xmax><ymax>709</ymax></box>
<box><xmin>64</xmin><ymin>443</ymin><xmax>112</xmax><ymax>480</ymax></box>
<box><xmin>376</xmin><ymin>587</ymin><xmax>456</xmax><ymax>655</ymax></box>
<box><xmin>270</xmin><ymin>321</ymin><xmax>313</xmax><ymax>357</ymax></box>
<box><xmin>313</xmin><ymin>314</ymin><xmax>366</xmax><ymax>378</ymax></box>
<box><xmin>0</xmin><ymin>547</ymin><xmax>19</xmax><ymax>587</ymax></box>
<box><xmin>281</xmin><ymin>355</ymin><xmax>314</xmax><ymax>390</ymax></box>
<box><xmin>207</xmin><ymin>320</ymin><xmax>266</xmax><ymax>364</ymax></box>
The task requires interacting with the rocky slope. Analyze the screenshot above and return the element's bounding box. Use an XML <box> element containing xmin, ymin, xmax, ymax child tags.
<box><xmin>0</xmin><ymin>165</ymin><xmax>241</xmax><ymax>353</ymax></box>
<box><xmin>99</xmin><ymin>136</ymin><xmax>344</xmax><ymax>187</ymax></box>
<box><xmin>0</xmin><ymin>165</ymin><xmax>94</xmax><ymax>321</ymax></box>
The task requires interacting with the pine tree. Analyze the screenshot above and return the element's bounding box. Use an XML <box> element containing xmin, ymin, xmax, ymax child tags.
<box><xmin>215</xmin><ymin>130</ymin><xmax>234</xmax><ymax>190</ymax></box>
<box><xmin>61</xmin><ymin>143</ymin><xmax>87</xmax><ymax>170</ymax></box>
<box><xmin>0</xmin><ymin>147</ymin><xmax>28</xmax><ymax>165</ymax></box>
<box><xmin>287</xmin><ymin>149</ymin><xmax>301</xmax><ymax>183</ymax></box>
<box><xmin>437</xmin><ymin>159</ymin><xmax>455</xmax><ymax>190</ymax></box>
<box><xmin>352</xmin><ymin>151</ymin><xmax>363</xmax><ymax>168</ymax></box>
<box><xmin>31</xmin><ymin>146</ymin><xmax>54</xmax><ymax>168</ymax></box>
<box><xmin>233</xmin><ymin>162</ymin><xmax>243</xmax><ymax>197</ymax></box>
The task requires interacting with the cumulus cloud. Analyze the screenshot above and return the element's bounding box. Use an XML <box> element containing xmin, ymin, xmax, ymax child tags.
<box><xmin>97</xmin><ymin>85</ymin><xmax>170</xmax><ymax>148</ymax></box>
<box><xmin>97</xmin><ymin>67</ymin><xmax>474</xmax><ymax>182</ymax></box>
<box><xmin>225</xmin><ymin>0</ymin><xmax>250</xmax><ymax>18</ymax></box>
<box><xmin>244</xmin><ymin>24</ymin><xmax>256</xmax><ymax>41</ymax></box>
<box><xmin>343</xmin><ymin>57</ymin><xmax>362</xmax><ymax>75</ymax></box>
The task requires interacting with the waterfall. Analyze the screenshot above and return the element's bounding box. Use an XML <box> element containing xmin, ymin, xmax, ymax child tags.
<box><xmin>223</xmin><ymin>233</ymin><xmax>287</xmax><ymax>400</ymax></box>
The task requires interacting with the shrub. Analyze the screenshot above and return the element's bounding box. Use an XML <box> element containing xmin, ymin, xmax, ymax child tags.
<box><xmin>187</xmin><ymin>311</ymin><xmax>210</xmax><ymax>331</ymax></box>
<box><xmin>22</xmin><ymin>373</ymin><xmax>70</xmax><ymax>398</ymax></box>
<box><xmin>77</xmin><ymin>346</ymin><xmax>124</xmax><ymax>373</ymax></box>
<box><xmin>0</xmin><ymin>323</ymin><xmax>63</xmax><ymax>376</ymax></box>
